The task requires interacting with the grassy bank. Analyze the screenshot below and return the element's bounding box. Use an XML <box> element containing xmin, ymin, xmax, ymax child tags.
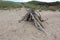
<box><xmin>0</xmin><ymin>1</ymin><xmax>60</xmax><ymax>11</ymax></box>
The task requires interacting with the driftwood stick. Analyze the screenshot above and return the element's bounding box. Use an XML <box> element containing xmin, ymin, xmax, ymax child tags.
<box><xmin>30</xmin><ymin>13</ymin><xmax>45</xmax><ymax>33</ymax></box>
<box><xmin>19</xmin><ymin>8</ymin><xmax>47</xmax><ymax>33</ymax></box>
<box><xmin>34</xmin><ymin>15</ymin><xmax>44</xmax><ymax>28</ymax></box>
<box><xmin>35</xmin><ymin>11</ymin><xmax>44</xmax><ymax>22</ymax></box>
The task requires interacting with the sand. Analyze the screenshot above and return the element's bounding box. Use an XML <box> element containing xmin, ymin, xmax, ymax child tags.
<box><xmin>0</xmin><ymin>8</ymin><xmax>60</xmax><ymax>40</ymax></box>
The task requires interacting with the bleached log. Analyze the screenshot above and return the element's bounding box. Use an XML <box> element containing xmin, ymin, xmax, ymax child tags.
<box><xmin>30</xmin><ymin>13</ymin><xmax>45</xmax><ymax>33</ymax></box>
<box><xmin>19</xmin><ymin>8</ymin><xmax>46</xmax><ymax>33</ymax></box>
<box><xmin>35</xmin><ymin>10</ymin><xmax>44</xmax><ymax>22</ymax></box>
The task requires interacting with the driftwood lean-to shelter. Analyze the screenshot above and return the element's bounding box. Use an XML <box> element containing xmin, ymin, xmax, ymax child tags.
<box><xmin>19</xmin><ymin>8</ymin><xmax>46</xmax><ymax>33</ymax></box>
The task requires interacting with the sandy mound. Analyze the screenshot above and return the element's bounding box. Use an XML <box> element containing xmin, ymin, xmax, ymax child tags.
<box><xmin>0</xmin><ymin>8</ymin><xmax>60</xmax><ymax>40</ymax></box>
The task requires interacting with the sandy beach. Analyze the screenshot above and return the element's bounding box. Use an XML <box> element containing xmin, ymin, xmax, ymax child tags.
<box><xmin>0</xmin><ymin>8</ymin><xmax>60</xmax><ymax>40</ymax></box>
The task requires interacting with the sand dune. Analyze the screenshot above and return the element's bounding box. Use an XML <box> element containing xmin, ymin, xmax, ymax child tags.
<box><xmin>0</xmin><ymin>8</ymin><xmax>60</xmax><ymax>40</ymax></box>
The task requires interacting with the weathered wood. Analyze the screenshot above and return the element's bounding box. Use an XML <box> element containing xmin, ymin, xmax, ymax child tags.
<box><xmin>35</xmin><ymin>10</ymin><xmax>44</xmax><ymax>22</ymax></box>
<box><xmin>34</xmin><ymin>14</ymin><xmax>44</xmax><ymax>28</ymax></box>
<box><xmin>30</xmin><ymin>13</ymin><xmax>45</xmax><ymax>33</ymax></box>
<box><xmin>19</xmin><ymin>8</ymin><xmax>46</xmax><ymax>33</ymax></box>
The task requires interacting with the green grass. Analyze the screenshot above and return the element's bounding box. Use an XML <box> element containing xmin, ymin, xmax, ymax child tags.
<box><xmin>0</xmin><ymin>1</ymin><xmax>60</xmax><ymax>11</ymax></box>
<box><xmin>0</xmin><ymin>1</ymin><xmax>22</xmax><ymax>10</ymax></box>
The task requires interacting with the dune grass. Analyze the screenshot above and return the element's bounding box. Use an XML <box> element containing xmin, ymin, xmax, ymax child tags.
<box><xmin>0</xmin><ymin>1</ymin><xmax>60</xmax><ymax>11</ymax></box>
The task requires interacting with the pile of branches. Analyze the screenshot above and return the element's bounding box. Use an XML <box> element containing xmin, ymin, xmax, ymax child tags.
<box><xmin>19</xmin><ymin>8</ymin><xmax>46</xmax><ymax>33</ymax></box>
